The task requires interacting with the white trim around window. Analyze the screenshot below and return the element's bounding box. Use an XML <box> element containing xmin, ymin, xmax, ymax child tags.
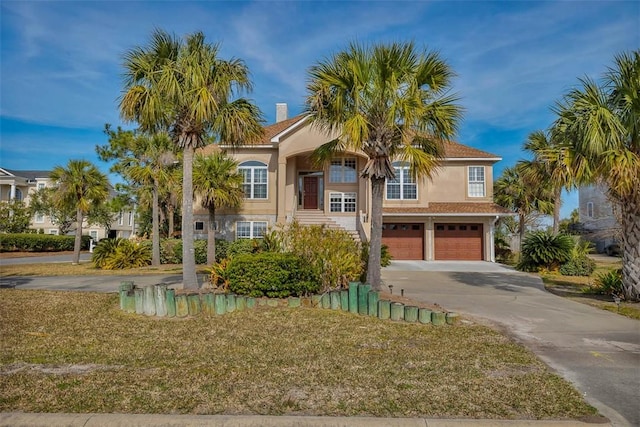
<box><xmin>586</xmin><ymin>202</ymin><xmax>594</xmax><ymax>218</ymax></box>
<box><xmin>48</xmin><ymin>229</ymin><xmax>58</xmax><ymax>235</ymax></box>
<box><xmin>239</xmin><ymin>161</ymin><xmax>268</xmax><ymax>199</ymax></box>
<box><xmin>236</xmin><ymin>221</ymin><xmax>268</xmax><ymax>239</ymax></box>
<box><xmin>468</xmin><ymin>166</ymin><xmax>486</xmax><ymax>198</ymax></box>
<box><xmin>386</xmin><ymin>163</ymin><xmax>417</xmax><ymax>200</ymax></box>
<box><xmin>329</xmin><ymin>192</ymin><xmax>356</xmax><ymax>213</ymax></box>
<box><xmin>34</xmin><ymin>213</ymin><xmax>45</xmax><ymax>223</ymax></box>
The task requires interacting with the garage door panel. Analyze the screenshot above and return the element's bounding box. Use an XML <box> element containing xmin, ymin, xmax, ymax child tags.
<box><xmin>382</xmin><ymin>223</ymin><xmax>424</xmax><ymax>260</ymax></box>
<box><xmin>434</xmin><ymin>223</ymin><xmax>483</xmax><ymax>260</ymax></box>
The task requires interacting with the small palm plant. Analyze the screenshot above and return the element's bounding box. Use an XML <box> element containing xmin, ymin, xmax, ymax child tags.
<box><xmin>518</xmin><ymin>231</ymin><xmax>574</xmax><ymax>272</ymax></box>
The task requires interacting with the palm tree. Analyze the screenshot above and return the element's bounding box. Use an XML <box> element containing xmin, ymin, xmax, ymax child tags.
<box><xmin>120</xmin><ymin>29</ymin><xmax>264</xmax><ymax>289</ymax></box>
<box><xmin>520</xmin><ymin>130</ymin><xmax>587</xmax><ymax>234</ymax></box>
<box><xmin>305</xmin><ymin>42</ymin><xmax>461</xmax><ymax>290</ymax></box>
<box><xmin>554</xmin><ymin>51</ymin><xmax>640</xmax><ymax>299</ymax></box>
<box><xmin>494</xmin><ymin>165</ymin><xmax>554</xmax><ymax>250</ymax></box>
<box><xmin>50</xmin><ymin>160</ymin><xmax>110</xmax><ymax>264</ymax></box>
<box><xmin>193</xmin><ymin>152</ymin><xmax>244</xmax><ymax>265</ymax></box>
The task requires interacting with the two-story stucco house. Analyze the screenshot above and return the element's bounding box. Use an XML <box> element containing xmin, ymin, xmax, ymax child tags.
<box><xmin>196</xmin><ymin>105</ymin><xmax>510</xmax><ymax>262</ymax></box>
<box><xmin>0</xmin><ymin>167</ymin><xmax>135</xmax><ymax>240</ymax></box>
<box><xmin>578</xmin><ymin>184</ymin><xmax>619</xmax><ymax>252</ymax></box>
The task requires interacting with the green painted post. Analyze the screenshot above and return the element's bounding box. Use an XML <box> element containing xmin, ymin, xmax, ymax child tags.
<box><xmin>288</xmin><ymin>297</ymin><xmax>301</xmax><ymax>308</ymax></box>
<box><xmin>311</xmin><ymin>294</ymin><xmax>322</xmax><ymax>307</ymax></box>
<box><xmin>432</xmin><ymin>311</ymin><xmax>446</xmax><ymax>326</ymax></box>
<box><xmin>175</xmin><ymin>295</ymin><xmax>188</xmax><ymax>317</ymax></box>
<box><xmin>348</xmin><ymin>282</ymin><xmax>359</xmax><ymax>314</ymax></box>
<box><xmin>418</xmin><ymin>308</ymin><xmax>432</xmax><ymax>324</ymax></box>
<box><xmin>404</xmin><ymin>306</ymin><xmax>418</xmax><ymax>323</ymax></box>
<box><xmin>166</xmin><ymin>289</ymin><xmax>176</xmax><ymax>317</ymax></box>
<box><xmin>358</xmin><ymin>284</ymin><xmax>371</xmax><ymax>315</ymax></box>
<box><xmin>446</xmin><ymin>312</ymin><xmax>460</xmax><ymax>325</ymax></box>
<box><xmin>154</xmin><ymin>284</ymin><xmax>167</xmax><ymax>317</ymax></box>
<box><xmin>143</xmin><ymin>285</ymin><xmax>156</xmax><ymax>316</ymax></box>
<box><xmin>340</xmin><ymin>290</ymin><xmax>349</xmax><ymax>311</ymax></box>
<box><xmin>134</xmin><ymin>288</ymin><xmax>144</xmax><ymax>314</ymax></box>
<box><xmin>226</xmin><ymin>294</ymin><xmax>237</xmax><ymax>313</ymax></box>
<box><xmin>267</xmin><ymin>299</ymin><xmax>279</xmax><ymax>307</ymax></box>
<box><xmin>378</xmin><ymin>300</ymin><xmax>391</xmax><ymax>320</ymax></box>
<box><xmin>119</xmin><ymin>281</ymin><xmax>134</xmax><ymax>310</ymax></box>
<box><xmin>187</xmin><ymin>294</ymin><xmax>200</xmax><ymax>316</ymax></box>
<box><xmin>123</xmin><ymin>290</ymin><xmax>137</xmax><ymax>313</ymax></box>
<box><xmin>246</xmin><ymin>297</ymin><xmax>257</xmax><ymax>309</ymax></box>
<box><xmin>258</xmin><ymin>298</ymin><xmax>268</xmax><ymax>306</ymax></box>
<box><xmin>330</xmin><ymin>291</ymin><xmax>340</xmax><ymax>310</ymax></box>
<box><xmin>236</xmin><ymin>296</ymin><xmax>246</xmax><ymax>311</ymax></box>
<box><xmin>202</xmin><ymin>293</ymin><xmax>214</xmax><ymax>316</ymax></box>
<box><xmin>390</xmin><ymin>302</ymin><xmax>404</xmax><ymax>321</ymax></box>
<box><xmin>215</xmin><ymin>294</ymin><xmax>226</xmax><ymax>315</ymax></box>
<box><xmin>321</xmin><ymin>293</ymin><xmax>330</xmax><ymax>308</ymax></box>
<box><xmin>368</xmin><ymin>291</ymin><xmax>379</xmax><ymax>317</ymax></box>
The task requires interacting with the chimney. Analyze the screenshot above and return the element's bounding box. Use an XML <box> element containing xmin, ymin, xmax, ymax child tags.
<box><xmin>276</xmin><ymin>103</ymin><xmax>288</xmax><ymax>123</ymax></box>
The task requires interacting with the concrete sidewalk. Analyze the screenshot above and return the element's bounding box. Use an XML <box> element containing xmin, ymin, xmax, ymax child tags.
<box><xmin>0</xmin><ymin>413</ymin><xmax>611</xmax><ymax>427</ymax></box>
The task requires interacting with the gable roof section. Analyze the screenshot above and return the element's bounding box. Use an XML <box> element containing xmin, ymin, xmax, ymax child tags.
<box><xmin>0</xmin><ymin>168</ymin><xmax>52</xmax><ymax>180</ymax></box>
<box><xmin>384</xmin><ymin>202</ymin><xmax>512</xmax><ymax>216</ymax></box>
<box><xmin>443</xmin><ymin>141</ymin><xmax>499</xmax><ymax>160</ymax></box>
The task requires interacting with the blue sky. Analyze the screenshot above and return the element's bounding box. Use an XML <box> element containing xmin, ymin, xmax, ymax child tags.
<box><xmin>1</xmin><ymin>1</ymin><xmax>638</xmax><ymax>218</ymax></box>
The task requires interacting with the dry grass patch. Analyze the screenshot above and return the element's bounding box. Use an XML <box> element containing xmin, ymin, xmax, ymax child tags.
<box><xmin>0</xmin><ymin>262</ymin><xmax>207</xmax><ymax>277</ymax></box>
<box><xmin>0</xmin><ymin>289</ymin><xmax>596</xmax><ymax>419</ymax></box>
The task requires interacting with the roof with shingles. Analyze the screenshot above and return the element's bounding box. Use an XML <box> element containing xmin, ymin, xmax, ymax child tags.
<box><xmin>252</xmin><ymin>115</ymin><xmax>499</xmax><ymax>159</ymax></box>
<box><xmin>0</xmin><ymin>169</ymin><xmax>52</xmax><ymax>180</ymax></box>
<box><xmin>384</xmin><ymin>202</ymin><xmax>513</xmax><ymax>215</ymax></box>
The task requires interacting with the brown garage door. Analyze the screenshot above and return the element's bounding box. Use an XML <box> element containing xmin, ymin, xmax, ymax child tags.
<box><xmin>434</xmin><ymin>223</ymin><xmax>483</xmax><ymax>260</ymax></box>
<box><xmin>382</xmin><ymin>223</ymin><xmax>424</xmax><ymax>260</ymax></box>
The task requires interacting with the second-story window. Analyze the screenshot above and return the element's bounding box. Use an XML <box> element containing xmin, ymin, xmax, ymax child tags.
<box><xmin>468</xmin><ymin>166</ymin><xmax>485</xmax><ymax>197</ymax></box>
<box><xmin>239</xmin><ymin>161</ymin><xmax>268</xmax><ymax>199</ymax></box>
<box><xmin>329</xmin><ymin>158</ymin><xmax>357</xmax><ymax>183</ymax></box>
<box><xmin>586</xmin><ymin>202</ymin><xmax>594</xmax><ymax>218</ymax></box>
<box><xmin>386</xmin><ymin>162</ymin><xmax>417</xmax><ymax>200</ymax></box>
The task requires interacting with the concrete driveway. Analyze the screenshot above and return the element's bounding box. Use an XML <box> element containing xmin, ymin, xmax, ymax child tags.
<box><xmin>382</xmin><ymin>261</ymin><xmax>640</xmax><ymax>427</ymax></box>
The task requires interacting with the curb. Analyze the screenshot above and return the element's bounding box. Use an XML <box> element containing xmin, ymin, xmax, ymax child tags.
<box><xmin>0</xmin><ymin>413</ymin><xmax>611</xmax><ymax>427</ymax></box>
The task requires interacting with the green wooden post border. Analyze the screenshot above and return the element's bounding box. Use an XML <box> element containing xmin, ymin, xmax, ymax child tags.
<box><xmin>358</xmin><ymin>284</ymin><xmax>371</xmax><ymax>315</ymax></box>
<box><xmin>187</xmin><ymin>294</ymin><xmax>201</xmax><ymax>316</ymax></box>
<box><xmin>348</xmin><ymin>282</ymin><xmax>359</xmax><ymax>314</ymax></box>
<box><xmin>418</xmin><ymin>308</ymin><xmax>431</xmax><ymax>324</ymax></box>
<box><xmin>390</xmin><ymin>302</ymin><xmax>404</xmax><ymax>321</ymax></box>
<box><xmin>155</xmin><ymin>284</ymin><xmax>167</xmax><ymax>317</ymax></box>
<box><xmin>134</xmin><ymin>288</ymin><xmax>144</xmax><ymax>314</ymax></box>
<box><xmin>432</xmin><ymin>311</ymin><xmax>446</xmax><ymax>325</ymax></box>
<box><xmin>119</xmin><ymin>281</ymin><xmax>134</xmax><ymax>310</ymax></box>
<box><xmin>368</xmin><ymin>291</ymin><xmax>379</xmax><ymax>317</ymax></box>
<box><xmin>166</xmin><ymin>289</ymin><xmax>176</xmax><ymax>317</ymax></box>
<box><xmin>215</xmin><ymin>294</ymin><xmax>226</xmax><ymax>315</ymax></box>
<box><xmin>175</xmin><ymin>295</ymin><xmax>188</xmax><ymax>317</ymax></box>
<box><xmin>340</xmin><ymin>290</ymin><xmax>349</xmax><ymax>311</ymax></box>
<box><xmin>378</xmin><ymin>300</ymin><xmax>391</xmax><ymax>320</ymax></box>
<box><xmin>404</xmin><ymin>306</ymin><xmax>418</xmax><ymax>323</ymax></box>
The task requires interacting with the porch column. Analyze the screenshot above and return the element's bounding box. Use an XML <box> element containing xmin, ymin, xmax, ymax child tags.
<box><xmin>276</xmin><ymin>160</ymin><xmax>287</xmax><ymax>223</ymax></box>
<box><xmin>489</xmin><ymin>216</ymin><xmax>498</xmax><ymax>262</ymax></box>
<box><xmin>10</xmin><ymin>184</ymin><xmax>16</xmax><ymax>200</ymax></box>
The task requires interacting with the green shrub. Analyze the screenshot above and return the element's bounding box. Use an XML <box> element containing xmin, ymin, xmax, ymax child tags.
<box><xmin>360</xmin><ymin>242</ymin><xmax>392</xmax><ymax>282</ymax></box>
<box><xmin>266</xmin><ymin>221</ymin><xmax>362</xmax><ymax>291</ymax></box>
<box><xmin>159</xmin><ymin>238</ymin><xmax>208</xmax><ymax>264</ymax></box>
<box><xmin>226</xmin><ymin>238</ymin><xmax>262</xmax><ymax>258</ymax></box>
<box><xmin>588</xmin><ymin>269</ymin><xmax>624</xmax><ymax>298</ymax></box>
<box><xmin>559</xmin><ymin>256</ymin><xmax>596</xmax><ymax>276</ymax></box>
<box><xmin>517</xmin><ymin>231</ymin><xmax>574</xmax><ymax>272</ymax></box>
<box><xmin>92</xmin><ymin>238</ymin><xmax>151</xmax><ymax>269</ymax></box>
<box><xmin>214</xmin><ymin>239</ymin><xmax>230</xmax><ymax>263</ymax></box>
<box><xmin>0</xmin><ymin>233</ymin><xmax>90</xmax><ymax>252</ymax></box>
<box><xmin>227</xmin><ymin>252</ymin><xmax>319</xmax><ymax>298</ymax></box>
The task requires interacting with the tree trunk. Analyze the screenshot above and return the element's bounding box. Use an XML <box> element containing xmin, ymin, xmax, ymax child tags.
<box><xmin>182</xmin><ymin>146</ymin><xmax>198</xmax><ymax>289</ymax></box>
<box><xmin>151</xmin><ymin>178</ymin><xmax>160</xmax><ymax>266</ymax></box>
<box><xmin>366</xmin><ymin>177</ymin><xmax>385</xmax><ymax>291</ymax></box>
<box><xmin>553</xmin><ymin>188</ymin><xmax>561</xmax><ymax>235</ymax></box>
<box><xmin>619</xmin><ymin>200</ymin><xmax>640</xmax><ymax>300</ymax></box>
<box><xmin>207</xmin><ymin>204</ymin><xmax>216</xmax><ymax>265</ymax></box>
<box><xmin>168</xmin><ymin>205</ymin><xmax>175</xmax><ymax>237</ymax></box>
<box><xmin>518</xmin><ymin>213</ymin><xmax>526</xmax><ymax>252</ymax></box>
<box><xmin>73</xmin><ymin>208</ymin><xmax>83</xmax><ymax>265</ymax></box>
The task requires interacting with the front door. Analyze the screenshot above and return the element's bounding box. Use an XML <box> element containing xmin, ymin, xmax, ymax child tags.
<box><xmin>303</xmin><ymin>176</ymin><xmax>318</xmax><ymax>209</ymax></box>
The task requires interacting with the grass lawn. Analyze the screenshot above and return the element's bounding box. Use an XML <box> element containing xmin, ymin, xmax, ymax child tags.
<box><xmin>0</xmin><ymin>290</ymin><xmax>597</xmax><ymax>420</ymax></box>
<box><xmin>540</xmin><ymin>257</ymin><xmax>640</xmax><ymax>320</ymax></box>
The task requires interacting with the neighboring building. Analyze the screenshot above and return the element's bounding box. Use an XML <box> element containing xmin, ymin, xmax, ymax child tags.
<box><xmin>578</xmin><ymin>184</ymin><xmax>619</xmax><ymax>252</ymax></box>
<box><xmin>195</xmin><ymin>104</ymin><xmax>510</xmax><ymax>262</ymax></box>
<box><xmin>0</xmin><ymin>167</ymin><xmax>134</xmax><ymax>240</ymax></box>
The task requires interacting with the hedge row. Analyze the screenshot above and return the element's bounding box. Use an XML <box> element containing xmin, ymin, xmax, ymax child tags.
<box><xmin>0</xmin><ymin>233</ymin><xmax>91</xmax><ymax>252</ymax></box>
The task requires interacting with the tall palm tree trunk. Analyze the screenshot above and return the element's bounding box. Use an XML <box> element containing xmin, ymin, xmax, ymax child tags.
<box><xmin>182</xmin><ymin>146</ymin><xmax>198</xmax><ymax>289</ymax></box>
<box><xmin>553</xmin><ymin>188</ymin><xmax>562</xmax><ymax>234</ymax></box>
<box><xmin>73</xmin><ymin>208</ymin><xmax>83</xmax><ymax>265</ymax></box>
<box><xmin>366</xmin><ymin>177</ymin><xmax>385</xmax><ymax>290</ymax></box>
<box><xmin>518</xmin><ymin>214</ymin><xmax>526</xmax><ymax>252</ymax></box>
<box><xmin>168</xmin><ymin>205</ymin><xmax>175</xmax><ymax>237</ymax></box>
<box><xmin>619</xmin><ymin>201</ymin><xmax>640</xmax><ymax>299</ymax></box>
<box><xmin>207</xmin><ymin>205</ymin><xmax>216</xmax><ymax>265</ymax></box>
<box><xmin>151</xmin><ymin>178</ymin><xmax>160</xmax><ymax>266</ymax></box>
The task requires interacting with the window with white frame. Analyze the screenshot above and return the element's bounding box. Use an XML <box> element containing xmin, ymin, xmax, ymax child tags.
<box><xmin>37</xmin><ymin>183</ymin><xmax>45</xmax><ymax>190</ymax></box>
<box><xmin>89</xmin><ymin>230</ymin><xmax>98</xmax><ymax>240</ymax></box>
<box><xmin>34</xmin><ymin>212</ymin><xmax>44</xmax><ymax>223</ymax></box>
<box><xmin>236</xmin><ymin>221</ymin><xmax>268</xmax><ymax>239</ymax></box>
<box><xmin>239</xmin><ymin>161</ymin><xmax>268</xmax><ymax>199</ymax></box>
<box><xmin>468</xmin><ymin>166</ymin><xmax>485</xmax><ymax>197</ymax></box>
<box><xmin>128</xmin><ymin>211</ymin><xmax>133</xmax><ymax>226</ymax></box>
<box><xmin>49</xmin><ymin>229</ymin><xmax>58</xmax><ymax>235</ymax></box>
<box><xmin>386</xmin><ymin>163</ymin><xmax>417</xmax><ymax>200</ymax></box>
<box><xmin>329</xmin><ymin>158</ymin><xmax>357</xmax><ymax>183</ymax></box>
<box><xmin>118</xmin><ymin>211</ymin><xmax>124</xmax><ymax>225</ymax></box>
<box><xmin>330</xmin><ymin>192</ymin><xmax>356</xmax><ymax>212</ymax></box>
<box><xmin>586</xmin><ymin>202</ymin><xmax>594</xmax><ymax>218</ymax></box>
